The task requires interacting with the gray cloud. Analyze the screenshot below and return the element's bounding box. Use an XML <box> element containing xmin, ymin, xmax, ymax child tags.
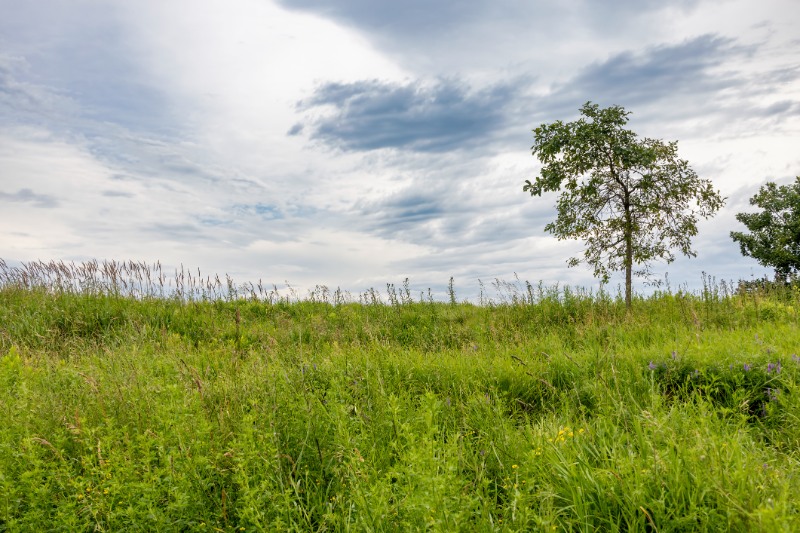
<box><xmin>276</xmin><ymin>0</ymin><xmax>700</xmax><ymax>48</ymax></box>
<box><xmin>295</xmin><ymin>34</ymin><xmax>797</xmax><ymax>156</ymax></box>
<box><xmin>296</xmin><ymin>78</ymin><xmax>523</xmax><ymax>152</ymax></box>
<box><xmin>0</xmin><ymin>188</ymin><xmax>60</xmax><ymax>208</ymax></box>
<box><xmin>538</xmin><ymin>35</ymin><xmax>800</xmax><ymax>134</ymax></box>
<box><xmin>101</xmin><ymin>190</ymin><xmax>135</xmax><ymax>198</ymax></box>
<box><xmin>562</xmin><ymin>35</ymin><xmax>749</xmax><ymax>107</ymax></box>
<box><xmin>0</xmin><ymin>3</ymin><xmax>173</xmax><ymax>135</ymax></box>
<box><xmin>276</xmin><ymin>0</ymin><xmax>489</xmax><ymax>39</ymax></box>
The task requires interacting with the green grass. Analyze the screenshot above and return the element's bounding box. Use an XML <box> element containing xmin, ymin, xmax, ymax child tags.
<box><xmin>1</xmin><ymin>262</ymin><xmax>799</xmax><ymax>531</ymax></box>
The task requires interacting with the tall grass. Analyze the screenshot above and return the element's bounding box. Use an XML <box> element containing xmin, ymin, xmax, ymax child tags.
<box><xmin>1</xmin><ymin>260</ymin><xmax>799</xmax><ymax>531</ymax></box>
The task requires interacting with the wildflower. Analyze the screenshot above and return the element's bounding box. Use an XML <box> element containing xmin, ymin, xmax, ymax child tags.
<box><xmin>103</xmin><ymin>489</ymin><xmax>109</xmax><ymax>495</ymax></box>
<box><xmin>767</xmin><ymin>388</ymin><xmax>781</xmax><ymax>401</ymax></box>
<box><xmin>744</xmin><ymin>364</ymin><xmax>751</xmax><ymax>372</ymax></box>
<box><xmin>512</xmin><ymin>464</ymin><xmax>518</xmax><ymax>469</ymax></box>
<box><xmin>792</xmin><ymin>354</ymin><xmax>799</xmax><ymax>364</ymax></box>
<box><xmin>648</xmin><ymin>361</ymin><xmax>657</xmax><ymax>371</ymax></box>
<box><xmin>671</xmin><ymin>350</ymin><xmax>677</xmax><ymax>359</ymax></box>
<box><xmin>767</xmin><ymin>362</ymin><xmax>782</xmax><ymax>374</ymax></box>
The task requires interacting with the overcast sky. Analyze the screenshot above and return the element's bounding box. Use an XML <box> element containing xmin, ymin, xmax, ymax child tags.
<box><xmin>1</xmin><ymin>0</ymin><xmax>799</xmax><ymax>300</ymax></box>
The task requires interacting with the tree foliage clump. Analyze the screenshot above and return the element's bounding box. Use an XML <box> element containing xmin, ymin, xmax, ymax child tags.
<box><xmin>731</xmin><ymin>176</ymin><xmax>800</xmax><ymax>280</ymax></box>
<box><xmin>525</xmin><ymin>102</ymin><xmax>725</xmax><ymax>308</ymax></box>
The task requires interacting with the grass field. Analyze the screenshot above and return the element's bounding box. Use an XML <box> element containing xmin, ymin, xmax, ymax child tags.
<box><xmin>1</xmin><ymin>261</ymin><xmax>799</xmax><ymax>531</ymax></box>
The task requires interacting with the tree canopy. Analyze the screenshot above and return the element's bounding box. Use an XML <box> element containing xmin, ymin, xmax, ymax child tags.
<box><xmin>524</xmin><ymin>102</ymin><xmax>725</xmax><ymax>308</ymax></box>
<box><xmin>730</xmin><ymin>176</ymin><xmax>800</xmax><ymax>280</ymax></box>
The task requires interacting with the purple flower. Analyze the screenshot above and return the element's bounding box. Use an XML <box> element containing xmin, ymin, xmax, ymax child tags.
<box><xmin>767</xmin><ymin>388</ymin><xmax>781</xmax><ymax>401</ymax></box>
<box><xmin>767</xmin><ymin>362</ymin><xmax>782</xmax><ymax>374</ymax></box>
<box><xmin>671</xmin><ymin>351</ymin><xmax>677</xmax><ymax>360</ymax></box>
<box><xmin>743</xmin><ymin>364</ymin><xmax>751</xmax><ymax>372</ymax></box>
<box><xmin>792</xmin><ymin>354</ymin><xmax>799</xmax><ymax>364</ymax></box>
<box><xmin>648</xmin><ymin>361</ymin><xmax>657</xmax><ymax>371</ymax></box>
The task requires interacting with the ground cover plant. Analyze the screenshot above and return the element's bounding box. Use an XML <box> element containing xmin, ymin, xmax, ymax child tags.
<box><xmin>1</xmin><ymin>260</ymin><xmax>799</xmax><ymax>531</ymax></box>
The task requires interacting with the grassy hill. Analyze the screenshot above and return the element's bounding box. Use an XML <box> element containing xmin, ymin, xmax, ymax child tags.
<box><xmin>1</xmin><ymin>262</ymin><xmax>799</xmax><ymax>531</ymax></box>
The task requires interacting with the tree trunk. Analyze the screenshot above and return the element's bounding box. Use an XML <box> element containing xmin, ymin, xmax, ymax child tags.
<box><xmin>623</xmin><ymin>194</ymin><xmax>633</xmax><ymax>310</ymax></box>
<box><xmin>625</xmin><ymin>236</ymin><xmax>632</xmax><ymax>309</ymax></box>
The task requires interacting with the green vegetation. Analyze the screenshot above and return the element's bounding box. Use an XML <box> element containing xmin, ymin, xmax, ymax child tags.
<box><xmin>524</xmin><ymin>102</ymin><xmax>725</xmax><ymax>308</ymax></box>
<box><xmin>1</xmin><ymin>261</ymin><xmax>800</xmax><ymax>531</ymax></box>
<box><xmin>731</xmin><ymin>176</ymin><xmax>800</xmax><ymax>281</ymax></box>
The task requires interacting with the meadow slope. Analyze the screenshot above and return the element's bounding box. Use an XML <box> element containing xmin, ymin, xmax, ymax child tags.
<box><xmin>1</xmin><ymin>269</ymin><xmax>799</xmax><ymax>531</ymax></box>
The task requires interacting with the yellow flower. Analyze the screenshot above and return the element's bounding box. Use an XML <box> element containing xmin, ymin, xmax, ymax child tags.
<box><xmin>103</xmin><ymin>489</ymin><xmax>109</xmax><ymax>495</ymax></box>
<box><xmin>512</xmin><ymin>464</ymin><xmax>518</xmax><ymax>469</ymax></box>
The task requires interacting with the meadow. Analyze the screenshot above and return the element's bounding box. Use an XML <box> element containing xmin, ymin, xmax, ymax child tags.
<box><xmin>1</xmin><ymin>260</ymin><xmax>799</xmax><ymax>531</ymax></box>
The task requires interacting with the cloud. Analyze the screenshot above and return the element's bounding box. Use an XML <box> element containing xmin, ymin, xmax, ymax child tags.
<box><xmin>294</xmin><ymin>34</ymin><xmax>798</xmax><ymax>157</ymax></box>
<box><xmin>0</xmin><ymin>4</ymin><xmax>173</xmax><ymax>135</ymax></box>
<box><xmin>296</xmin><ymin>78</ymin><xmax>523</xmax><ymax>152</ymax></box>
<box><xmin>276</xmin><ymin>0</ymin><xmax>480</xmax><ymax>38</ymax></box>
<box><xmin>0</xmin><ymin>188</ymin><xmax>60</xmax><ymax>208</ymax></box>
<box><xmin>101</xmin><ymin>190</ymin><xmax>135</xmax><ymax>198</ymax></box>
<box><xmin>275</xmin><ymin>0</ymin><xmax>700</xmax><ymax>48</ymax></box>
<box><xmin>563</xmin><ymin>35</ymin><xmax>748</xmax><ymax>106</ymax></box>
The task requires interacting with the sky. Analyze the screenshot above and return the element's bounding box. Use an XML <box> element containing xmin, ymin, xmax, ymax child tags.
<box><xmin>1</xmin><ymin>0</ymin><xmax>799</xmax><ymax>301</ymax></box>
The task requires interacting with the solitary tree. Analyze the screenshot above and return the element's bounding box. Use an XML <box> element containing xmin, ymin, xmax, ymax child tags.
<box><xmin>524</xmin><ymin>102</ymin><xmax>725</xmax><ymax>308</ymax></box>
<box><xmin>730</xmin><ymin>176</ymin><xmax>800</xmax><ymax>281</ymax></box>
